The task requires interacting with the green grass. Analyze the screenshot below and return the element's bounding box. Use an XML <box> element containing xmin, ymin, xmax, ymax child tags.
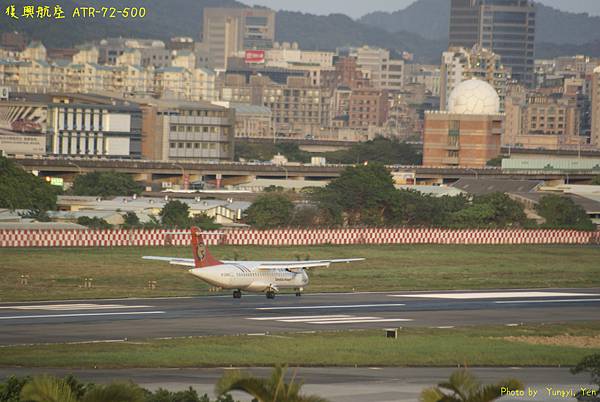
<box><xmin>1</xmin><ymin>323</ymin><xmax>599</xmax><ymax>368</ymax></box>
<box><xmin>1</xmin><ymin>244</ymin><xmax>599</xmax><ymax>302</ymax></box>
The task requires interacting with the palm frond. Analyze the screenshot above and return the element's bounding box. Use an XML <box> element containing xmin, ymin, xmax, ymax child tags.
<box><xmin>20</xmin><ymin>375</ymin><xmax>78</xmax><ymax>402</ymax></box>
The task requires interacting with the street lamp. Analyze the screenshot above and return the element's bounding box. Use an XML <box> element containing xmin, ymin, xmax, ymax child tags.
<box><xmin>171</xmin><ymin>162</ymin><xmax>186</xmax><ymax>190</ymax></box>
<box><xmin>465</xmin><ymin>168</ymin><xmax>478</xmax><ymax>180</ymax></box>
<box><xmin>67</xmin><ymin>160</ymin><xmax>82</xmax><ymax>174</ymax></box>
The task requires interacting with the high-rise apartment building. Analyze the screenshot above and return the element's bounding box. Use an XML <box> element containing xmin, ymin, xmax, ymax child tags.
<box><xmin>352</xmin><ymin>46</ymin><xmax>404</xmax><ymax>92</ymax></box>
<box><xmin>449</xmin><ymin>0</ymin><xmax>535</xmax><ymax>87</ymax></box>
<box><xmin>202</xmin><ymin>8</ymin><xmax>275</xmax><ymax>70</ymax></box>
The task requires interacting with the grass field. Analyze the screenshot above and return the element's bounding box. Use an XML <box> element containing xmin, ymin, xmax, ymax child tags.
<box><xmin>1</xmin><ymin>323</ymin><xmax>599</xmax><ymax>368</ymax></box>
<box><xmin>1</xmin><ymin>244</ymin><xmax>599</xmax><ymax>302</ymax></box>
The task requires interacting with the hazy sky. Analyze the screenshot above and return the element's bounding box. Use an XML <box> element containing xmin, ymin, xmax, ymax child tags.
<box><xmin>242</xmin><ymin>0</ymin><xmax>600</xmax><ymax>19</ymax></box>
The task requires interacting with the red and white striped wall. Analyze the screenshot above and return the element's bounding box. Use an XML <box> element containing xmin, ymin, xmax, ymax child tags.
<box><xmin>1</xmin><ymin>228</ymin><xmax>599</xmax><ymax>248</ymax></box>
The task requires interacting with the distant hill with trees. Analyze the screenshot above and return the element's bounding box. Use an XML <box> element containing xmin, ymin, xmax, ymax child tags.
<box><xmin>3</xmin><ymin>0</ymin><xmax>600</xmax><ymax>62</ymax></box>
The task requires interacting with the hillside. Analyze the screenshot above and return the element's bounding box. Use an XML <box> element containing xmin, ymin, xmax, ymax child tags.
<box><xmin>275</xmin><ymin>11</ymin><xmax>444</xmax><ymax>60</ymax></box>
<box><xmin>360</xmin><ymin>0</ymin><xmax>600</xmax><ymax>47</ymax></box>
<box><xmin>0</xmin><ymin>0</ymin><xmax>598</xmax><ymax>61</ymax></box>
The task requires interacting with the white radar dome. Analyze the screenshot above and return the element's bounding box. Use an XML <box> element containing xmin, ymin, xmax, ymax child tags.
<box><xmin>447</xmin><ymin>78</ymin><xmax>500</xmax><ymax>115</ymax></box>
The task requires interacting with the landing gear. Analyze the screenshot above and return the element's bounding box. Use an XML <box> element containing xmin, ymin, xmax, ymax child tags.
<box><xmin>266</xmin><ymin>291</ymin><xmax>276</xmax><ymax>299</ymax></box>
<box><xmin>233</xmin><ymin>290</ymin><xmax>242</xmax><ymax>299</ymax></box>
<box><xmin>295</xmin><ymin>287</ymin><xmax>303</xmax><ymax>297</ymax></box>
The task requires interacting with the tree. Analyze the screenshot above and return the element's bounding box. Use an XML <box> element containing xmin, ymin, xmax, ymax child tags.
<box><xmin>420</xmin><ymin>369</ymin><xmax>523</xmax><ymax>402</ymax></box>
<box><xmin>314</xmin><ymin>163</ymin><xmax>396</xmax><ymax>226</ymax></box>
<box><xmin>20</xmin><ymin>375</ymin><xmax>79</xmax><ymax>402</ymax></box>
<box><xmin>486</xmin><ymin>157</ymin><xmax>503</xmax><ymax>167</ymax></box>
<box><xmin>0</xmin><ymin>375</ymin><xmax>29</xmax><ymax>402</ymax></box>
<box><xmin>592</xmin><ymin>176</ymin><xmax>600</xmax><ymax>186</ymax></box>
<box><xmin>324</xmin><ymin>137</ymin><xmax>421</xmax><ymax>165</ymax></box>
<box><xmin>216</xmin><ymin>365</ymin><xmax>329</xmax><ymax>402</ymax></box>
<box><xmin>245</xmin><ymin>193</ymin><xmax>295</xmax><ymax>229</ymax></box>
<box><xmin>535</xmin><ymin>194</ymin><xmax>595</xmax><ymax>231</ymax></box>
<box><xmin>77</xmin><ymin>216</ymin><xmax>112</xmax><ymax>230</ymax></box>
<box><xmin>571</xmin><ymin>354</ymin><xmax>600</xmax><ymax>399</ymax></box>
<box><xmin>160</xmin><ymin>200</ymin><xmax>191</xmax><ymax>229</ymax></box>
<box><xmin>191</xmin><ymin>214</ymin><xmax>221</xmax><ymax>230</ymax></box>
<box><xmin>72</xmin><ymin>172</ymin><xmax>143</xmax><ymax>197</ymax></box>
<box><xmin>80</xmin><ymin>382</ymin><xmax>145</xmax><ymax>402</ymax></box>
<box><xmin>0</xmin><ymin>156</ymin><xmax>58</xmax><ymax>211</ymax></box>
<box><xmin>450</xmin><ymin>193</ymin><xmax>527</xmax><ymax>228</ymax></box>
<box><xmin>122</xmin><ymin>211</ymin><xmax>141</xmax><ymax>229</ymax></box>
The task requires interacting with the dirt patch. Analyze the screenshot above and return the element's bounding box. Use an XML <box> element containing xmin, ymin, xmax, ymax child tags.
<box><xmin>499</xmin><ymin>335</ymin><xmax>600</xmax><ymax>348</ymax></box>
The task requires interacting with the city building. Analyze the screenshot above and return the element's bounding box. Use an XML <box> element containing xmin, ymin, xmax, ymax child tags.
<box><xmin>449</xmin><ymin>0</ymin><xmax>535</xmax><ymax>86</ymax></box>
<box><xmin>440</xmin><ymin>46</ymin><xmax>509</xmax><ymax>111</ymax></box>
<box><xmin>592</xmin><ymin>66</ymin><xmax>600</xmax><ymax>147</ymax></box>
<box><xmin>352</xmin><ymin>46</ymin><xmax>404</xmax><ymax>92</ymax></box>
<box><xmin>423</xmin><ymin>79</ymin><xmax>503</xmax><ymax>167</ymax></box>
<box><xmin>348</xmin><ymin>87</ymin><xmax>389</xmax><ymax>129</ymax></box>
<box><xmin>504</xmin><ymin>83</ymin><xmax>588</xmax><ymax>150</ymax></box>
<box><xmin>212</xmin><ymin>101</ymin><xmax>273</xmax><ymax>139</ymax></box>
<box><xmin>0</xmin><ymin>93</ymin><xmax>143</xmax><ymax>158</ymax></box>
<box><xmin>404</xmin><ymin>64</ymin><xmax>441</xmax><ymax>97</ymax></box>
<box><xmin>140</xmin><ymin>100</ymin><xmax>235</xmax><ymax>162</ymax></box>
<box><xmin>202</xmin><ymin>8</ymin><xmax>276</xmax><ymax>70</ymax></box>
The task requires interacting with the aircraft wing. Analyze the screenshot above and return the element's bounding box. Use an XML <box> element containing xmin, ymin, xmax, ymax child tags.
<box><xmin>142</xmin><ymin>256</ymin><xmax>195</xmax><ymax>267</ymax></box>
<box><xmin>246</xmin><ymin>258</ymin><xmax>365</xmax><ymax>270</ymax></box>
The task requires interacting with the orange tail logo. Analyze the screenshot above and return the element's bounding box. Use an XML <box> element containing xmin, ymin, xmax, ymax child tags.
<box><xmin>191</xmin><ymin>227</ymin><xmax>222</xmax><ymax>268</ymax></box>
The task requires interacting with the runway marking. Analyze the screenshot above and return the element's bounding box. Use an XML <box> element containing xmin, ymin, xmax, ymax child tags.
<box><xmin>495</xmin><ymin>298</ymin><xmax>600</xmax><ymax>304</ymax></box>
<box><xmin>0</xmin><ymin>304</ymin><xmax>153</xmax><ymax>311</ymax></box>
<box><xmin>0</xmin><ymin>311</ymin><xmax>165</xmax><ymax>320</ymax></box>
<box><xmin>248</xmin><ymin>315</ymin><xmax>351</xmax><ymax>321</ymax></box>
<box><xmin>389</xmin><ymin>292</ymin><xmax>596</xmax><ymax>300</ymax></box>
<box><xmin>247</xmin><ymin>315</ymin><xmax>412</xmax><ymax>325</ymax></box>
<box><xmin>308</xmin><ymin>318</ymin><xmax>413</xmax><ymax>324</ymax></box>
<box><xmin>256</xmin><ymin>304</ymin><xmax>405</xmax><ymax>311</ymax></box>
<box><xmin>280</xmin><ymin>316</ymin><xmax>379</xmax><ymax>323</ymax></box>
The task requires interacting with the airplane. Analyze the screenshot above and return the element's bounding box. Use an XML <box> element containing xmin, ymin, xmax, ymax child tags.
<box><xmin>143</xmin><ymin>227</ymin><xmax>365</xmax><ymax>299</ymax></box>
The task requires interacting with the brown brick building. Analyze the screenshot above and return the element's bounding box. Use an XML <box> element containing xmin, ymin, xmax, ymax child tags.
<box><xmin>348</xmin><ymin>88</ymin><xmax>389</xmax><ymax>129</ymax></box>
<box><xmin>423</xmin><ymin>79</ymin><xmax>503</xmax><ymax>167</ymax></box>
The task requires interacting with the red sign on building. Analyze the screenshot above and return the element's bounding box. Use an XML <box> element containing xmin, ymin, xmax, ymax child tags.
<box><xmin>245</xmin><ymin>50</ymin><xmax>265</xmax><ymax>64</ymax></box>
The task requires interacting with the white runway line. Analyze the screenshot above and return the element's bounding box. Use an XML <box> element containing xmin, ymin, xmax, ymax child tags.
<box><xmin>247</xmin><ymin>314</ymin><xmax>413</xmax><ymax>325</ymax></box>
<box><xmin>0</xmin><ymin>304</ymin><xmax>153</xmax><ymax>311</ymax></box>
<box><xmin>307</xmin><ymin>318</ymin><xmax>413</xmax><ymax>324</ymax></box>
<box><xmin>279</xmin><ymin>316</ymin><xmax>379</xmax><ymax>323</ymax></box>
<box><xmin>0</xmin><ymin>311</ymin><xmax>165</xmax><ymax>320</ymax></box>
<box><xmin>248</xmin><ymin>315</ymin><xmax>351</xmax><ymax>321</ymax></box>
<box><xmin>495</xmin><ymin>298</ymin><xmax>600</xmax><ymax>304</ymax></box>
<box><xmin>389</xmin><ymin>292</ymin><xmax>596</xmax><ymax>300</ymax></box>
<box><xmin>257</xmin><ymin>304</ymin><xmax>405</xmax><ymax>311</ymax></box>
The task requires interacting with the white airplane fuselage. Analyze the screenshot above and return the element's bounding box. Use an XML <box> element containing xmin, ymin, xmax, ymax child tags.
<box><xmin>190</xmin><ymin>264</ymin><xmax>309</xmax><ymax>292</ymax></box>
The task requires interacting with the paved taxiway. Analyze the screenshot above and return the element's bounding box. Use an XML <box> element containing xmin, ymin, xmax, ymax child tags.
<box><xmin>0</xmin><ymin>367</ymin><xmax>594</xmax><ymax>402</ymax></box>
<box><xmin>1</xmin><ymin>288</ymin><xmax>599</xmax><ymax>345</ymax></box>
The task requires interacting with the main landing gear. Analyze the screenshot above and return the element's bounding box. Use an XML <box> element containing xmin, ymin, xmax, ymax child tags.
<box><xmin>295</xmin><ymin>287</ymin><xmax>304</xmax><ymax>297</ymax></box>
<box><xmin>266</xmin><ymin>291</ymin><xmax>276</xmax><ymax>299</ymax></box>
<box><xmin>233</xmin><ymin>289</ymin><xmax>242</xmax><ymax>299</ymax></box>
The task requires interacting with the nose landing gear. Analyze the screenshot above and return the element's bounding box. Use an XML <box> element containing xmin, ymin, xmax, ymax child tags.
<box><xmin>233</xmin><ymin>289</ymin><xmax>242</xmax><ymax>299</ymax></box>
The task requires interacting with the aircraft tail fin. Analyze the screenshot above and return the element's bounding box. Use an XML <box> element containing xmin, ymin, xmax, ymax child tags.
<box><xmin>191</xmin><ymin>227</ymin><xmax>223</xmax><ymax>268</ymax></box>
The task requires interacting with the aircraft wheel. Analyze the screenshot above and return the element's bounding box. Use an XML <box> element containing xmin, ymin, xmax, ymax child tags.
<box><xmin>233</xmin><ymin>290</ymin><xmax>242</xmax><ymax>299</ymax></box>
<box><xmin>295</xmin><ymin>292</ymin><xmax>302</xmax><ymax>297</ymax></box>
<box><xmin>266</xmin><ymin>291</ymin><xmax>275</xmax><ymax>299</ymax></box>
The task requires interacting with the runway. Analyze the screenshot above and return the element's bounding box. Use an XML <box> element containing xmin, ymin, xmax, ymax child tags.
<box><xmin>0</xmin><ymin>288</ymin><xmax>599</xmax><ymax>345</ymax></box>
<box><xmin>0</xmin><ymin>367</ymin><xmax>594</xmax><ymax>402</ymax></box>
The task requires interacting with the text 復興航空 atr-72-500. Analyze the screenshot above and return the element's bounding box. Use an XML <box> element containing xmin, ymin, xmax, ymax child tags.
<box><xmin>143</xmin><ymin>228</ymin><xmax>364</xmax><ymax>299</ymax></box>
